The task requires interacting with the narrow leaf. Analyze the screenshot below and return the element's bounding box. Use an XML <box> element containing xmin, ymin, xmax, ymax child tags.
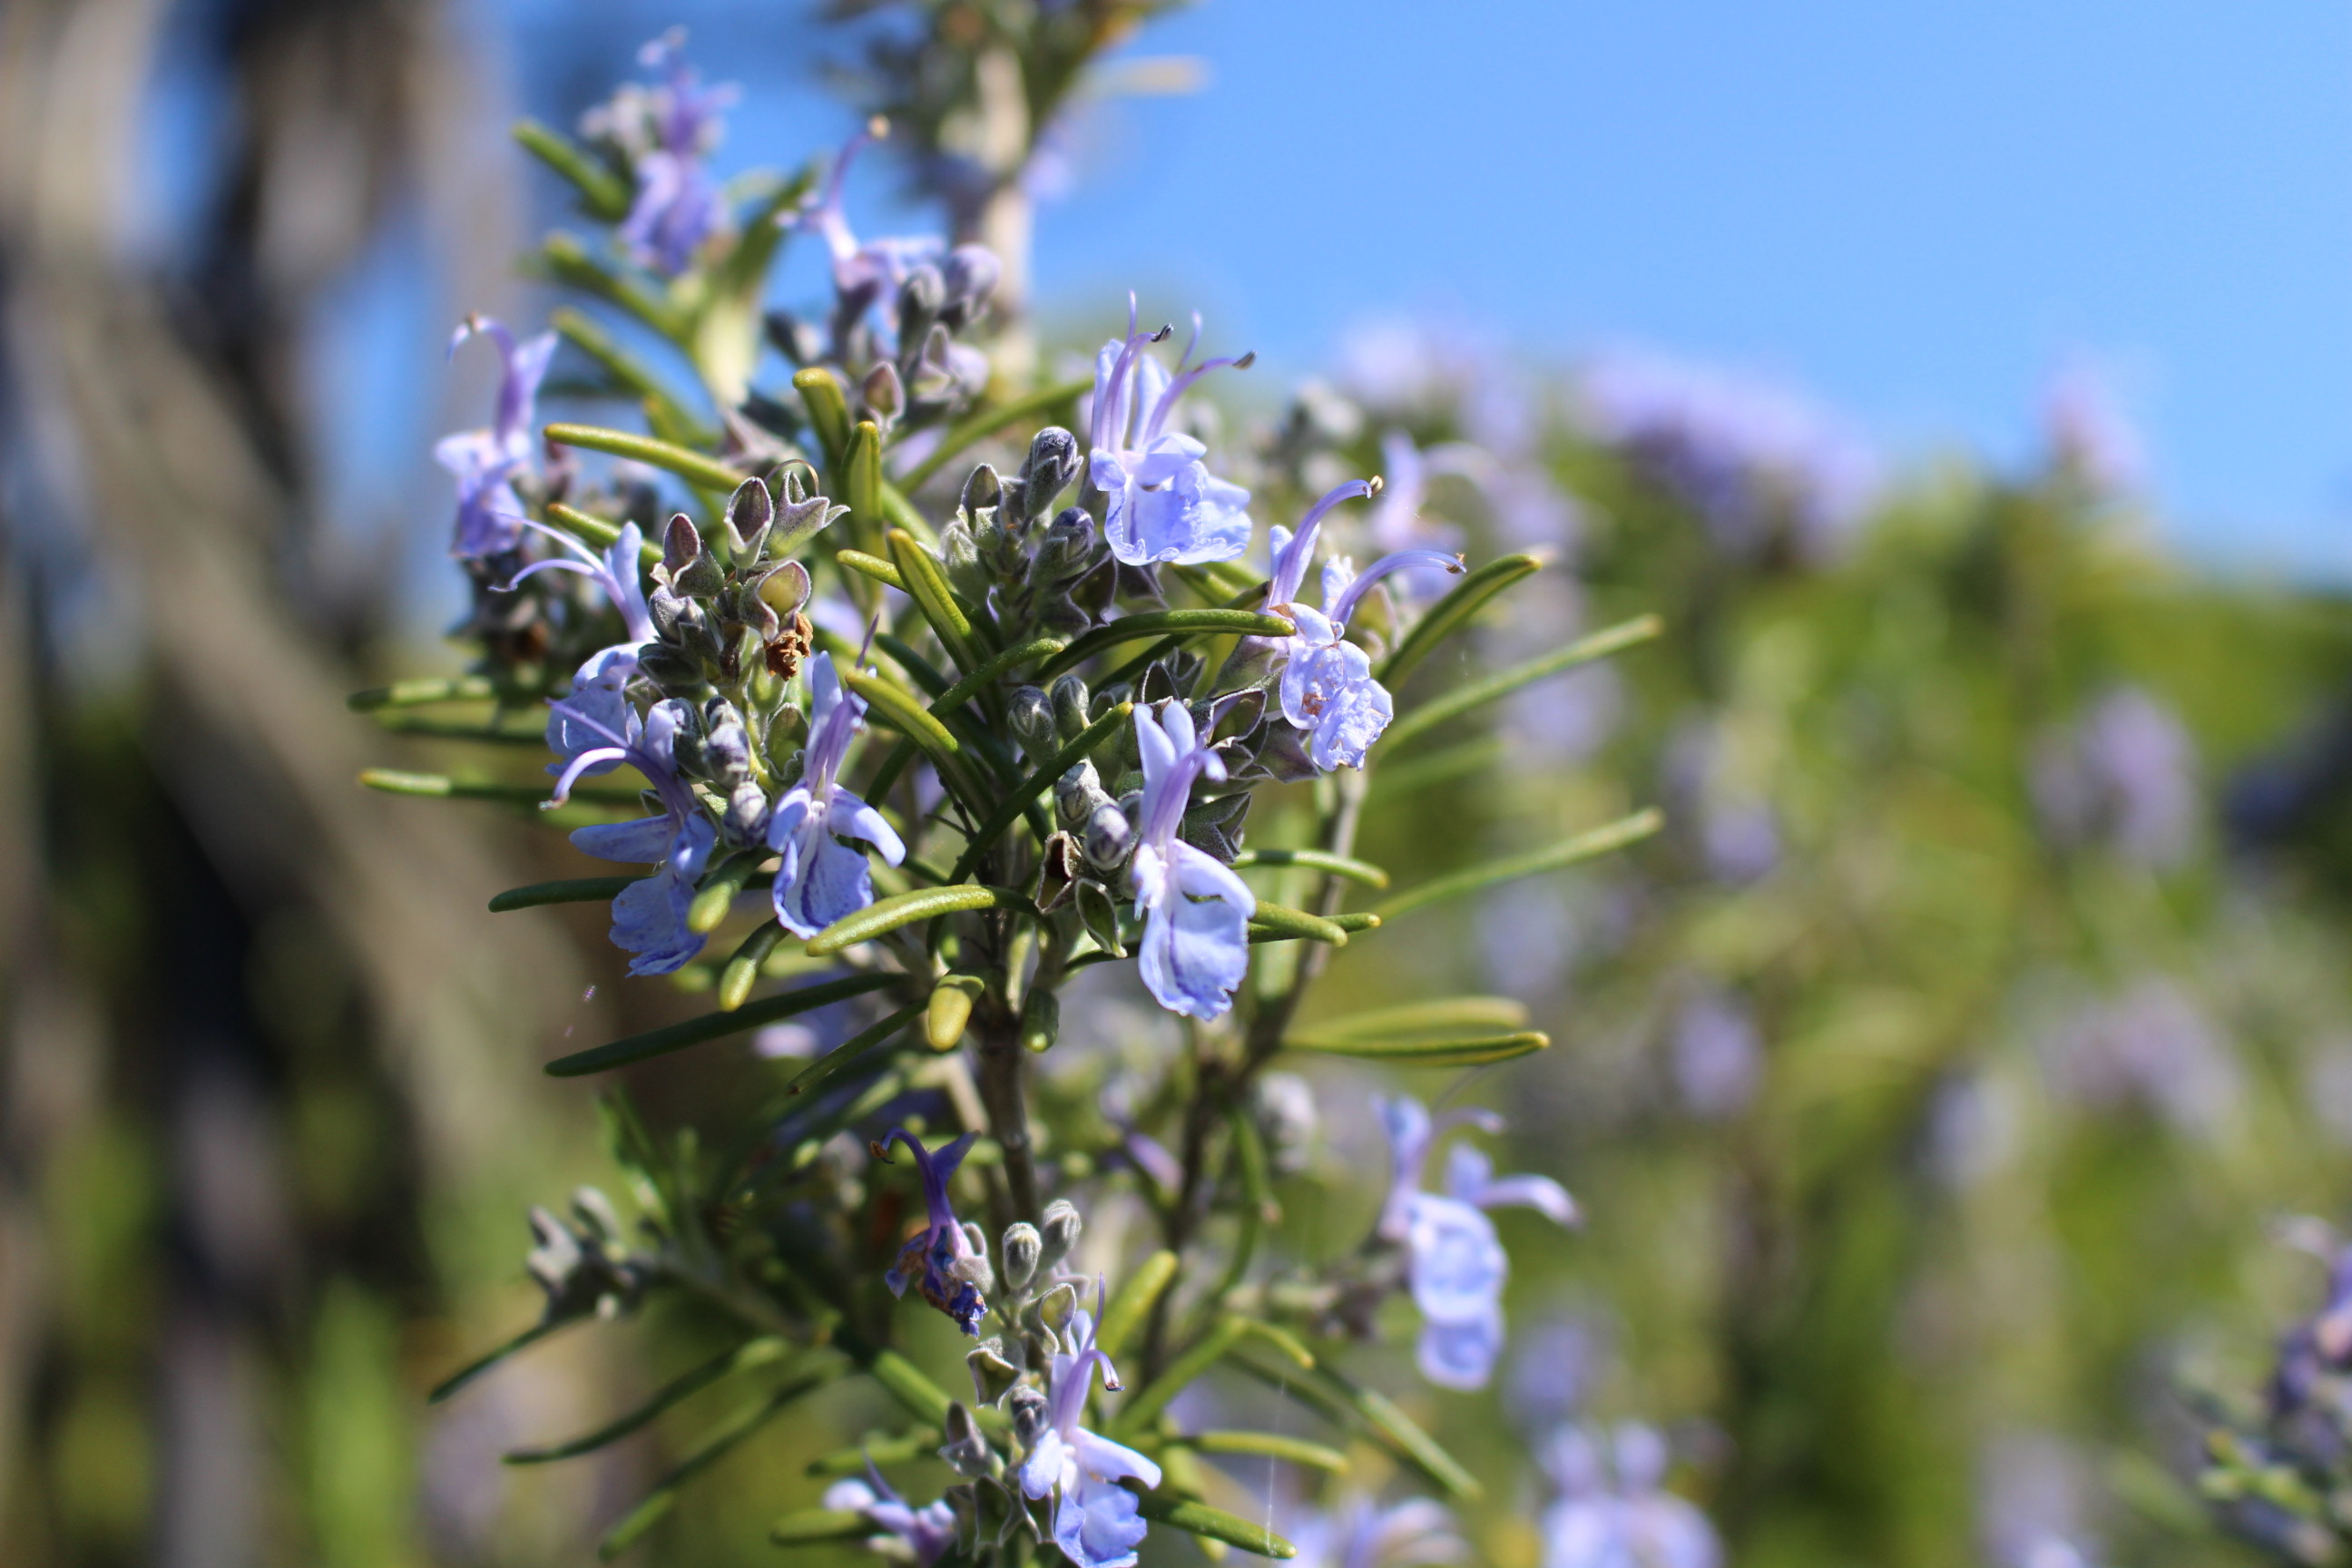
<box><xmin>428</xmin><ymin>1319</ymin><xmax>564</xmax><ymax>1404</ymax></box>
<box><xmin>347</xmin><ymin>675</ymin><xmax>495</xmax><ymax>711</ymax></box>
<box><xmin>544</xmin><ymin>973</ymin><xmax>901</xmax><ymax>1077</ymax></box>
<box><xmin>551</xmin><ymin>305</ymin><xmax>711</xmax><ymax>446</ymax></box>
<box><xmin>718</xmin><ymin>923</ymin><xmax>787</xmax><ymax>1012</ymax></box>
<box><xmin>1039</xmin><ymin>611</ymin><xmax>1296</xmax><ymax>681</ymax></box>
<box><xmin>887</xmin><ymin>526</ymin><xmax>981</xmax><ymax>672</ymax></box>
<box><xmin>545</xmin><ymin>500</ymin><xmax>662</xmax><ymax>565</ymax></box>
<box><xmin>1132</xmin><ymin>1492</ymin><xmax>1297</xmax><ymax>1559</ymax></box>
<box><xmin>1243</xmin><ymin>904</ymin><xmax>1350</xmax><ymax>946</ymax></box>
<box><xmin>490</xmin><ymin>876</ymin><xmax>642</xmax><ymax>913</ymax></box>
<box><xmin>596</xmin><ymin>1367</ymin><xmax>838</xmax><ymax>1559</ymax></box>
<box><xmin>544</xmin><ymin>421</ymin><xmax>748</xmax><ymax>495</ymax></box>
<box><xmin>844</xmin><ymin>671</ymin><xmax>963</xmax><ymax>764</ymax></box>
<box><xmin>1112</xmin><ymin>1318</ymin><xmax>1246</xmax><ymax>1437</ymax></box>
<box><xmin>370</xmin><ymin>715</ymin><xmax>546</xmax><ymax>744</ymax></box>
<box><xmin>1373</xmin><ymin>808</ymin><xmax>1663</xmax><ymax>921</ymax></box>
<box><xmin>1094</xmin><ymin>1250</ymin><xmax>1179</xmax><ymax>1364</ymax></box>
<box><xmin>1226</xmin><ymin>1347</ymin><xmax>1481</xmax><ymax>1503</ymax></box>
<box><xmin>926</xmin><ymin>637</ymin><xmax>1069</xmax><ymax>719</ymax></box>
<box><xmin>804</xmin><ymin>885</ymin><xmax>1030</xmax><ymax>957</ymax></box>
<box><xmin>358</xmin><ymin>768</ymin><xmax>642</xmax><ymax>808</ymax></box>
<box><xmin>1283</xmin><ymin>1031</ymin><xmax>1550</xmax><ymax>1066</ymax></box>
<box><xmin>1238</xmin><ymin>1319</ymin><xmax>1316</xmax><ymax>1369</ymax></box>
<box><xmin>1246</xmin><ymin>913</ymin><xmax>1377</xmax><ymax>946</ymax></box>
<box><xmin>778</xmin><ymin>1003</ymin><xmax>922</xmax><ymax>1100</ymax></box>
<box><xmin>899</xmin><ymin>376</ymin><xmax>1094</xmax><ymax>490</ymax></box>
<box><xmin>861</xmin><ymin>1347</ymin><xmax>956</xmax><ymax>1426</ymax></box>
<box><xmin>512</xmin><ymin>118</ymin><xmax>632</xmax><ymax>220</ymax></box>
<box><xmin>688</xmin><ymin>851</ymin><xmax>766</xmax><ymax>934</ymax></box>
<box><xmin>1229</xmin><ymin>848</ymin><xmax>1388</xmax><ymax>888</ymax></box>
<box><xmin>847</xmin><ymin>420</ymin><xmax>886</xmax><ymax>532</ymax></box>
<box><xmin>1296</xmin><ymin>996</ymin><xmax>1530</xmax><ymax>1040</ymax></box>
<box><xmin>537</xmin><ymin>230</ymin><xmax>688</xmax><ymax>339</ymax></box>
<box><xmin>794</xmin><ymin>367</ymin><xmax>852</xmax><ymax>466</ymax></box>
<box><xmin>836</xmin><ymin>548</ymin><xmax>907</xmax><ymax>591</ymax></box>
<box><xmin>1377</xmin><ymin>552</ymin><xmax>1546</xmax><ymax>689</ymax></box>
<box><xmin>806</xmin><ymin>1428</ymin><xmax>942</xmax><ymax>1477</ymax></box>
<box><xmin>1180</xmin><ymin>1432</ymin><xmax>1347</xmax><ymax>1473</ymax></box>
<box><xmin>769</xmin><ymin>1509</ymin><xmax>874</xmax><ymax>1547</ymax></box>
<box><xmin>1382</xmin><ymin>612</ymin><xmax>1664</xmax><ymax>751</ymax></box>
<box><xmin>505</xmin><ymin>1338</ymin><xmax>791</xmax><ymax>1464</ymax></box>
<box><xmin>947</xmin><ymin>702</ymin><xmax>1133</xmax><ymax>882</ymax></box>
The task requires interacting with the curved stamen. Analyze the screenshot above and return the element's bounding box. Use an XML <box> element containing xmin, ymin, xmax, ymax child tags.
<box><xmin>1328</xmin><ymin>548</ymin><xmax>1464</xmax><ymax>628</ymax></box>
<box><xmin>546</xmin><ymin>746</ymin><xmax>630</xmax><ymax>806</ymax></box>
<box><xmin>1269</xmin><ymin>478</ymin><xmax>1379</xmax><ymax>607</ymax></box>
<box><xmin>1142</xmin><ymin>349</ymin><xmax>1256</xmax><ymax>444</ymax></box>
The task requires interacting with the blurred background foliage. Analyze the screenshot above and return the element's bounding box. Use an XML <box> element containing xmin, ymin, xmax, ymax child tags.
<box><xmin>4</xmin><ymin>3</ymin><xmax>2351</xmax><ymax>1567</ymax></box>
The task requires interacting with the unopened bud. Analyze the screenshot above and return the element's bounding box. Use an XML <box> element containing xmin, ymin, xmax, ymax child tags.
<box><xmin>1006</xmin><ymin>1385</ymin><xmax>1048</xmax><ymax>1447</ymax></box>
<box><xmin>1039</xmin><ymin>1199</ymin><xmax>1083</xmax><ymax>1269</ymax></box>
<box><xmin>1020</xmin><ymin>989</ymin><xmax>1059</xmax><ymax>1055</ymax></box>
<box><xmin>941</xmin><ymin>244</ymin><xmax>1001</xmax><ymax>326</ymax></box>
<box><xmin>1054</xmin><ymin>760</ymin><xmax>1104</xmax><ymax>827</ymax></box>
<box><xmin>862</xmin><ymin>360</ymin><xmax>905</xmax><ymax>426</ymax></box>
<box><xmin>1083</xmin><ymin>801</ymin><xmax>1132</xmax><ymax>871</ymax></box>
<box><xmin>724</xmin><ymin>477</ymin><xmax>773</xmax><ymax>552</ymax></box>
<box><xmin>1049</xmin><ymin>674</ymin><xmax>1091</xmax><ymax>740</ymax></box>
<box><xmin>1007</xmin><ymin>686</ymin><xmax>1056</xmax><ymax>758</ymax></box>
<box><xmin>926</xmin><ymin>975</ymin><xmax>985</xmax><ymax>1051</ymax></box>
<box><xmin>940</xmin><ymin>519</ymin><xmax>991</xmax><ymax>602</ymax></box>
<box><xmin>1017</xmin><ymin>428</ymin><xmax>1080</xmax><ymax>523</ymax></box>
<box><xmin>1001</xmin><ymin>1222</ymin><xmax>1043</xmax><ymax>1291</ymax></box>
<box><xmin>938</xmin><ymin>1402</ymin><xmax>994</xmax><ymax>1478</ymax></box>
<box><xmin>960</xmin><ymin>462</ymin><xmax>1003</xmax><ymax>519</ymax></box>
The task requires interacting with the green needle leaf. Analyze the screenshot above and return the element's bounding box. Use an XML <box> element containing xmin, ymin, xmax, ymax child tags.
<box><xmin>1229</xmin><ymin>848</ymin><xmax>1389</xmax><ymax>888</ymax></box>
<box><xmin>346</xmin><ymin>675</ymin><xmax>495</xmax><ymax>711</ymax></box>
<box><xmin>489</xmin><ymin>876</ymin><xmax>643</xmax><ymax>913</ymax></box>
<box><xmin>1227</xmin><ymin>1345</ymin><xmax>1481</xmax><ymax>1503</ymax></box>
<box><xmin>1294</xmin><ymin>996</ymin><xmax>1532</xmax><ymax>1039</ymax></box>
<box><xmin>368</xmin><ymin>715</ymin><xmax>547</xmax><ymax>744</ymax></box>
<box><xmin>358</xmin><ymin>768</ymin><xmax>642</xmax><ymax>808</ymax></box>
<box><xmin>1179</xmin><ymin>1431</ymin><xmax>1348</xmax><ymax>1474</ymax></box>
<box><xmin>899</xmin><ymin>376</ymin><xmax>1094</xmax><ymax>491</ymax></box>
<box><xmin>595</xmin><ymin>1366</ymin><xmax>841</xmax><ymax>1559</ymax></box>
<box><xmin>794</xmin><ymin>367</ymin><xmax>853</xmax><ymax>466</ymax></box>
<box><xmin>537</xmin><ymin>230</ymin><xmax>688</xmax><ymax>339</ymax></box>
<box><xmin>1112</xmin><ymin>1318</ymin><xmax>1247</xmax><ymax>1437</ymax></box>
<box><xmin>504</xmin><ymin>1338</ymin><xmax>791</xmax><ymax>1464</ymax></box>
<box><xmin>545</xmin><ymin>500</ymin><xmax>662</xmax><ymax>565</ymax></box>
<box><xmin>1382</xmin><ymin>612</ymin><xmax>1664</xmax><ymax>751</ymax></box>
<box><xmin>718</xmin><ymin>923</ymin><xmax>787</xmax><ymax>1012</ymax></box>
<box><xmin>1132</xmin><ymin>1491</ymin><xmax>1297</xmax><ymax>1559</ymax></box>
<box><xmin>836</xmin><ymin>548</ymin><xmax>908</xmax><ymax>591</ymax></box>
<box><xmin>1094</xmin><ymin>1250</ymin><xmax>1179</xmax><ymax>1364</ymax></box>
<box><xmin>1038</xmin><ymin>611</ymin><xmax>1296</xmax><ymax>681</ymax></box>
<box><xmin>428</xmin><ymin>1319</ymin><xmax>565</xmax><ymax>1404</ymax></box>
<box><xmin>769</xmin><ymin>1509</ymin><xmax>874</xmax><ymax>1547</ymax></box>
<box><xmin>803</xmin><ymin>885</ymin><xmax>1031</xmax><ymax>956</ymax></box>
<box><xmin>544</xmin><ymin>421</ymin><xmax>749</xmax><ymax>495</ymax></box>
<box><xmin>843</xmin><ymin>671</ymin><xmax>963</xmax><ymax>760</ymax></box>
<box><xmin>544</xmin><ymin>973</ymin><xmax>901</xmax><ymax>1077</ymax></box>
<box><xmin>887</xmin><ymin>526</ymin><xmax>981</xmax><ymax>672</ymax></box>
<box><xmin>1243</xmin><ymin>904</ymin><xmax>1351</xmax><ymax>946</ymax></box>
<box><xmin>551</xmin><ymin>305</ymin><xmax>712</xmax><ymax>446</ymax></box>
<box><xmin>1373</xmin><ymin>808</ymin><xmax>1663</xmax><ymax>921</ymax></box>
<box><xmin>689</xmin><ymin>852</ymin><xmax>766</xmax><ymax>934</ymax></box>
<box><xmin>777</xmin><ymin>1003</ymin><xmax>923</xmax><ymax>1100</ymax></box>
<box><xmin>805</xmin><ymin>1428</ymin><xmax>942</xmax><ymax>1477</ymax></box>
<box><xmin>859</xmin><ymin>1346</ymin><xmax>957</xmax><ymax>1426</ymax></box>
<box><xmin>1377</xmin><ymin>552</ymin><xmax>1547</xmax><ymax>690</ymax></box>
<box><xmin>926</xmin><ymin>637</ymin><xmax>1069</xmax><ymax>718</ymax></box>
<box><xmin>1281</xmin><ymin>1030</ymin><xmax>1551</xmax><ymax>1066</ymax></box>
<box><xmin>511</xmin><ymin>119</ymin><xmax>632</xmax><ymax>220</ymax></box>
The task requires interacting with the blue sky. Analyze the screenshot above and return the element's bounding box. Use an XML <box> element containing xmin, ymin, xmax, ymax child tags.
<box><xmin>477</xmin><ymin>1</ymin><xmax>2350</xmax><ymax>575</ymax></box>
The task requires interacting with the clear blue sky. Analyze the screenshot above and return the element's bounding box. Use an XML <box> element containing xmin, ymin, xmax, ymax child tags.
<box><xmin>493</xmin><ymin>0</ymin><xmax>2351</xmax><ymax>575</ymax></box>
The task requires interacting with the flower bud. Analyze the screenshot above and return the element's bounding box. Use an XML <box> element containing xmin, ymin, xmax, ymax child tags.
<box><xmin>724</xmin><ymin>477</ymin><xmax>773</xmax><ymax>554</ymax></box>
<box><xmin>967</xmin><ymin>1338</ymin><xmax>1020</xmax><ymax>1405</ymax></box>
<box><xmin>940</xmin><ymin>519</ymin><xmax>992</xmax><ymax>603</ymax></box>
<box><xmin>1007</xmin><ymin>685</ymin><xmax>1056</xmax><ymax>759</ymax></box>
<box><xmin>938</xmin><ymin>1401</ymin><xmax>994</xmax><ymax>1479</ymax></box>
<box><xmin>1039</xmin><ymin>1198</ymin><xmax>1083</xmax><ymax>1270</ymax></box>
<box><xmin>862</xmin><ymin>360</ymin><xmax>905</xmax><ymax>427</ymax></box>
<box><xmin>961</xmin><ymin>462</ymin><xmax>1003</xmax><ymax>519</ymax></box>
<box><xmin>1001</xmin><ymin>1222</ymin><xmax>1043</xmax><ymax>1291</ymax></box>
<box><xmin>1083</xmin><ymin>800</ymin><xmax>1132</xmax><ymax>871</ymax></box>
<box><xmin>1017</xmin><ymin>427</ymin><xmax>1080</xmax><ymax>523</ymax></box>
<box><xmin>1034</xmin><ymin>505</ymin><xmax>1097</xmax><ymax>582</ymax></box>
<box><xmin>897</xmin><ymin>263</ymin><xmax>946</xmax><ymax>346</ymax></box>
<box><xmin>1006</xmin><ymin>1385</ymin><xmax>1048</xmax><ymax>1448</ymax></box>
<box><xmin>940</xmin><ymin>243</ymin><xmax>1001</xmax><ymax>328</ymax></box>
<box><xmin>1054</xmin><ymin>760</ymin><xmax>1105</xmax><ymax>827</ymax></box>
<box><xmin>1050</xmin><ymin>674</ymin><xmax>1091</xmax><ymax>740</ymax></box>
<box><xmin>1020</xmin><ymin>988</ymin><xmax>1059</xmax><ymax>1055</ymax></box>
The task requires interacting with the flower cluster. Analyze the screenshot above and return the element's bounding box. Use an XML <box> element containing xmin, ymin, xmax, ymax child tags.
<box><xmin>376</xmin><ymin>26</ymin><xmax>1678</xmax><ymax>1568</ymax></box>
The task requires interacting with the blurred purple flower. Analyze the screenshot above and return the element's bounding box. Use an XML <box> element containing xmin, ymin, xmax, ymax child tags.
<box><xmin>509</xmin><ymin>520</ymin><xmax>653</xmax><ymax>768</ymax></box>
<box><xmin>2043</xmin><ymin>364</ymin><xmax>2145</xmax><ymax>495</ymax></box>
<box><xmin>874</xmin><ymin>1127</ymin><xmax>989</xmax><ymax>1337</ymax></box>
<box><xmin>1579</xmin><ymin>349</ymin><xmax>1876</xmax><ymax>563</ymax></box>
<box><xmin>2030</xmin><ymin>687</ymin><xmax>2199</xmax><ymax>867</ymax></box>
<box><xmin>1378</xmin><ymin>1095</ymin><xmax>1577</xmax><ymax>1390</ymax></box>
<box><xmin>1671</xmin><ymin>988</ymin><xmax>1762</xmax><ymax>1121</ymax></box>
<box><xmin>1665</xmin><ymin>718</ymin><xmax>1780</xmax><ymax>885</ymax></box>
<box><xmin>1287</xmin><ymin>1496</ymin><xmax>1465</xmax><ymax>1568</ymax></box>
<box><xmin>769</xmin><ymin>653</ymin><xmax>906</xmax><ymax>937</ymax></box>
<box><xmin>546</xmin><ymin>696</ymin><xmax>714</xmax><ymax>976</ymax></box>
<box><xmin>787</xmin><ymin>125</ymin><xmax>958</xmax><ymax>352</ymax></box>
<box><xmin>436</xmin><ymin>315</ymin><xmax>555</xmax><ymax>558</ymax></box>
<box><xmin>1019</xmin><ymin>1285</ymin><xmax>1162</xmax><ymax>1568</ymax></box>
<box><xmin>1130</xmin><ymin>699</ymin><xmax>1254</xmax><ymax>1018</ymax></box>
<box><xmin>1979</xmin><ymin>1433</ymin><xmax>2105</xmax><ymax>1568</ymax></box>
<box><xmin>2035</xmin><ymin>976</ymin><xmax>2238</xmax><ymax>1140</ymax></box>
<box><xmin>1090</xmin><ymin>306</ymin><xmax>1255</xmax><ymax>566</ymax></box>
<box><xmin>583</xmin><ymin>31</ymin><xmax>740</xmax><ymax>276</ymax></box>
<box><xmin>825</xmin><ymin>1468</ymin><xmax>958</xmax><ymax>1565</ymax></box>
<box><xmin>1540</xmin><ymin>1424</ymin><xmax>1721</xmax><ymax>1568</ymax></box>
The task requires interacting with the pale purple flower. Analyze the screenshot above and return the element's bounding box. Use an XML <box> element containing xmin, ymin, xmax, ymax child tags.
<box><xmin>769</xmin><ymin>653</ymin><xmax>906</xmax><ymax>937</ymax></box>
<box><xmin>786</xmin><ymin>127</ymin><xmax>966</xmax><ymax>361</ymax></box>
<box><xmin>1541</xmin><ymin>1425</ymin><xmax>1720</xmax><ymax>1568</ymax></box>
<box><xmin>874</xmin><ymin>1127</ymin><xmax>988</xmax><ymax>1337</ymax></box>
<box><xmin>1287</xmin><ymin>1497</ymin><xmax>1465</xmax><ymax>1568</ymax></box>
<box><xmin>436</xmin><ymin>316</ymin><xmax>556</xmax><ymax>558</ymax></box>
<box><xmin>1377</xmin><ymin>1095</ymin><xmax>1577</xmax><ymax>1391</ymax></box>
<box><xmin>507</xmin><ymin>520</ymin><xmax>653</xmax><ymax>769</ymax></box>
<box><xmin>1018</xmin><ymin>1286</ymin><xmax>1162</xmax><ymax>1568</ymax></box>
<box><xmin>545</xmin><ymin>696</ymin><xmax>715</xmax><ymax>975</ymax></box>
<box><xmin>1265</xmin><ymin>481</ymin><xmax>1461</xmax><ymax>771</ymax></box>
<box><xmin>590</xmin><ymin>32</ymin><xmax>739</xmax><ymax>277</ymax></box>
<box><xmin>1367</xmin><ymin>430</ymin><xmax>1471</xmax><ymax>561</ymax></box>
<box><xmin>2044</xmin><ymin>364</ymin><xmax>2145</xmax><ymax>495</ymax></box>
<box><xmin>1670</xmin><ymin>988</ymin><xmax>1761</xmax><ymax>1120</ymax></box>
<box><xmin>2035</xmin><ymin>976</ymin><xmax>2237</xmax><ymax>1142</ymax></box>
<box><xmin>825</xmin><ymin>1468</ymin><xmax>959</xmax><ymax>1565</ymax></box>
<box><xmin>1980</xmin><ymin>1433</ymin><xmax>2104</xmax><ymax>1568</ymax></box>
<box><xmin>1090</xmin><ymin>305</ymin><xmax>1255</xmax><ymax>566</ymax></box>
<box><xmin>1129</xmin><ymin>700</ymin><xmax>1255</xmax><ymax>1020</ymax></box>
<box><xmin>1580</xmin><ymin>349</ymin><xmax>1875</xmax><ymax>564</ymax></box>
<box><xmin>2030</xmin><ymin>687</ymin><xmax>2198</xmax><ymax>867</ymax></box>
